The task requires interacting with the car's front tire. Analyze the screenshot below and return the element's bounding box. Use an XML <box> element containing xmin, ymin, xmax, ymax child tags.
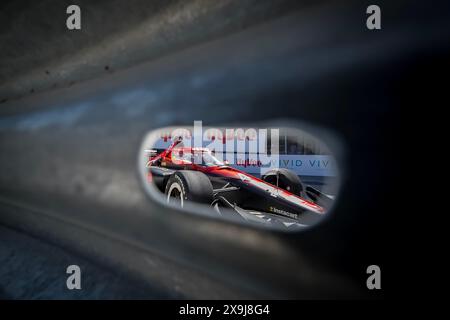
<box><xmin>165</xmin><ymin>171</ymin><xmax>213</xmax><ymax>207</ymax></box>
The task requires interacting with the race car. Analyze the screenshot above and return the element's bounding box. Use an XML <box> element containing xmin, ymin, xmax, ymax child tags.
<box><xmin>146</xmin><ymin>137</ymin><xmax>334</xmax><ymax>228</ymax></box>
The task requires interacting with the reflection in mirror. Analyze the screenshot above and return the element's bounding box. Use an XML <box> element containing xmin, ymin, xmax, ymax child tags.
<box><xmin>140</xmin><ymin>122</ymin><xmax>340</xmax><ymax>230</ymax></box>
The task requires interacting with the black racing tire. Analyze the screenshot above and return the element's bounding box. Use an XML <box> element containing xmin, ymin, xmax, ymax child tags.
<box><xmin>164</xmin><ymin>171</ymin><xmax>213</xmax><ymax>207</ymax></box>
<box><xmin>262</xmin><ymin>168</ymin><xmax>304</xmax><ymax>196</ymax></box>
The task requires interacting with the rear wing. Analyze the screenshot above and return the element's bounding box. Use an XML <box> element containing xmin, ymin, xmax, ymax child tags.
<box><xmin>145</xmin><ymin>149</ymin><xmax>160</xmax><ymax>167</ymax></box>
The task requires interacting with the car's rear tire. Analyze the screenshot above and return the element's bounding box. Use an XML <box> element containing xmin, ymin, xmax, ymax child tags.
<box><xmin>262</xmin><ymin>168</ymin><xmax>304</xmax><ymax>196</ymax></box>
<box><xmin>165</xmin><ymin>171</ymin><xmax>213</xmax><ymax>207</ymax></box>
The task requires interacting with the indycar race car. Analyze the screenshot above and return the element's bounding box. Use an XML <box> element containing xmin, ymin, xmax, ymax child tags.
<box><xmin>146</xmin><ymin>137</ymin><xmax>334</xmax><ymax>228</ymax></box>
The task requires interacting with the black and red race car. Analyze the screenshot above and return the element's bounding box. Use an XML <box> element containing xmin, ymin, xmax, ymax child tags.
<box><xmin>146</xmin><ymin>137</ymin><xmax>334</xmax><ymax>228</ymax></box>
